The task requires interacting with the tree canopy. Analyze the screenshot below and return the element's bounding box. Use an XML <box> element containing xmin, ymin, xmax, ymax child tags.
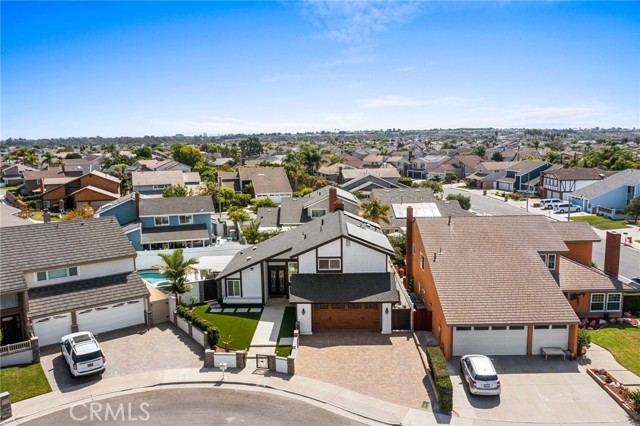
<box><xmin>171</xmin><ymin>144</ymin><xmax>204</xmax><ymax>167</ymax></box>
<box><xmin>446</xmin><ymin>194</ymin><xmax>471</xmax><ymax>210</ymax></box>
<box><xmin>163</xmin><ymin>184</ymin><xmax>193</xmax><ymax>197</ymax></box>
<box><xmin>360</xmin><ymin>199</ymin><xmax>391</xmax><ymax>225</ymax></box>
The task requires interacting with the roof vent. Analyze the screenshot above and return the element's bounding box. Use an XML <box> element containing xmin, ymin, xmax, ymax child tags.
<box><xmin>433</xmin><ymin>252</ymin><xmax>437</xmax><ymax>262</ymax></box>
<box><xmin>252</xmin><ymin>246</ymin><xmax>257</xmax><ymax>250</ymax></box>
<box><xmin>246</xmin><ymin>256</ymin><xmax>252</xmax><ymax>261</ymax></box>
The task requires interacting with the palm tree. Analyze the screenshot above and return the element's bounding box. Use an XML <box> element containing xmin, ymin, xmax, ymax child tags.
<box><xmin>156</xmin><ymin>249</ymin><xmax>199</xmax><ymax>304</ymax></box>
<box><xmin>360</xmin><ymin>199</ymin><xmax>391</xmax><ymax>225</ymax></box>
<box><xmin>41</xmin><ymin>151</ymin><xmax>60</xmax><ymax>167</ymax></box>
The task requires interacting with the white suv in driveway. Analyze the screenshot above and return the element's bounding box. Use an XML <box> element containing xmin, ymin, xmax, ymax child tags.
<box><xmin>553</xmin><ymin>203</ymin><xmax>581</xmax><ymax>214</ymax></box>
<box><xmin>460</xmin><ymin>354</ymin><xmax>501</xmax><ymax>395</ymax></box>
<box><xmin>60</xmin><ymin>332</ymin><xmax>106</xmax><ymax>377</ymax></box>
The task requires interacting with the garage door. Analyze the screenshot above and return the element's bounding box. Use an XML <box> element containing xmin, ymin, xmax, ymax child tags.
<box><xmin>33</xmin><ymin>313</ymin><xmax>72</xmax><ymax>346</ymax></box>
<box><xmin>313</xmin><ymin>303</ymin><xmax>380</xmax><ymax>330</ymax></box>
<box><xmin>453</xmin><ymin>325</ymin><xmax>528</xmax><ymax>356</ymax></box>
<box><xmin>77</xmin><ymin>299</ymin><xmax>145</xmax><ymax>335</ymax></box>
<box><xmin>531</xmin><ymin>325</ymin><xmax>569</xmax><ymax>355</ymax></box>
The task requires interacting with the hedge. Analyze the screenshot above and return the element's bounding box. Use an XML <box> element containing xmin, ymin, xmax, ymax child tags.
<box><xmin>425</xmin><ymin>346</ymin><xmax>453</xmax><ymax>413</ymax></box>
<box><xmin>623</xmin><ymin>294</ymin><xmax>640</xmax><ymax>315</ymax></box>
<box><xmin>176</xmin><ymin>305</ymin><xmax>220</xmax><ymax>348</ymax></box>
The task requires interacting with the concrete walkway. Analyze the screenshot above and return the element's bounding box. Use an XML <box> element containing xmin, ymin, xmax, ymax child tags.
<box><xmin>9</xmin><ymin>367</ymin><xmax>471</xmax><ymax>426</ymax></box>
<box><xmin>580</xmin><ymin>342</ymin><xmax>640</xmax><ymax>391</ymax></box>
<box><xmin>246</xmin><ymin>300</ymin><xmax>288</xmax><ymax>358</ymax></box>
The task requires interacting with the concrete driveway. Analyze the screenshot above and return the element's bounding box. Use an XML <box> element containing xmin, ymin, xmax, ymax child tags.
<box><xmin>296</xmin><ymin>331</ymin><xmax>432</xmax><ymax>410</ymax></box>
<box><xmin>450</xmin><ymin>356</ymin><xmax>634</xmax><ymax>425</ymax></box>
<box><xmin>39</xmin><ymin>323</ymin><xmax>204</xmax><ymax>392</ymax></box>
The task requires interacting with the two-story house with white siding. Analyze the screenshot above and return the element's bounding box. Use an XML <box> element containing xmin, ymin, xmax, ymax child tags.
<box><xmin>0</xmin><ymin>218</ymin><xmax>149</xmax><ymax>347</ymax></box>
<box><xmin>540</xmin><ymin>167</ymin><xmax>615</xmax><ymax>200</ymax></box>
<box><xmin>215</xmin><ymin>209</ymin><xmax>399</xmax><ymax>334</ymax></box>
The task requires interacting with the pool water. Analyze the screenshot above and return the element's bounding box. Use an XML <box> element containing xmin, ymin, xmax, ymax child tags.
<box><xmin>139</xmin><ymin>270</ymin><xmax>171</xmax><ymax>287</ymax></box>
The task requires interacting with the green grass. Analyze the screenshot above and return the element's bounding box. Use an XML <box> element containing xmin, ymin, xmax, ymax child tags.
<box><xmin>192</xmin><ymin>304</ymin><xmax>261</xmax><ymax>351</ymax></box>
<box><xmin>30</xmin><ymin>211</ymin><xmax>64</xmax><ymax>222</ymax></box>
<box><xmin>0</xmin><ymin>363</ymin><xmax>52</xmax><ymax>402</ymax></box>
<box><xmin>590</xmin><ymin>325</ymin><xmax>640</xmax><ymax>377</ymax></box>
<box><xmin>570</xmin><ymin>215</ymin><xmax>629</xmax><ymax>230</ymax></box>
<box><xmin>1</xmin><ymin>186</ymin><xmax>17</xmax><ymax>191</ymax></box>
<box><xmin>275</xmin><ymin>307</ymin><xmax>297</xmax><ymax>357</ymax></box>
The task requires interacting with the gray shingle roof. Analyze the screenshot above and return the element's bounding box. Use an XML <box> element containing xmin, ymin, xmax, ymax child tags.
<box><xmin>556</xmin><ymin>256</ymin><xmax>639</xmax><ymax>292</ymax></box>
<box><xmin>545</xmin><ymin>167</ymin><xmax>615</xmax><ymax>181</ymax></box>
<box><xmin>139</xmin><ymin>196</ymin><xmax>215</xmax><ymax>216</ymax></box>
<box><xmin>238</xmin><ymin>167</ymin><xmax>292</xmax><ymax>195</ymax></box>
<box><xmin>341</xmin><ymin>168</ymin><xmax>400</xmax><ymax>180</ymax></box>
<box><xmin>256</xmin><ymin>207</ymin><xmax>280</xmax><ymax>228</ymax></box>
<box><xmin>506</xmin><ymin>160</ymin><xmax>550</xmax><ymax>173</ymax></box>
<box><xmin>550</xmin><ymin>222</ymin><xmax>600</xmax><ymax>243</ymax></box>
<box><xmin>371</xmin><ymin>188</ymin><xmax>435</xmax><ymax>204</ymax></box>
<box><xmin>289</xmin><ymin>273</ymin><xmax>399</xmax><ymax>303</ymax></box>
<box><xmin>571</xmin><ymin>169</ymin><xmax>640</xmax><ymax>200</ymax></box>
<box><xmin>132</xmin><ymin>171</ymin><xmax>199</xmax><ymax>187</ymax></box>
<box><xmin>278</xmin><ymin>198</ymin><xmax>306</xmax><ymax>225</ymax></box>
<box><xmin>141</xmin><ymin>223</ymin><xmax>209</xmax><ymax>243</ymax></box>
<box><xmin>0</xmin><ymin>217</ymin><xmax>136</xmax><ymax>293</ymax></box>
<box><xmin>28</xmin><ymin>272</ymin><xmax>149</xmax><ymax>317</ymax></box>
<box><xmin>415</xmin><ymin>216</ymin><xmax>578</xmax><ymax>326</ymax></box>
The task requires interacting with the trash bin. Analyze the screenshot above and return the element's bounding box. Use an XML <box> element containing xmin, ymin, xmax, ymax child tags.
<box><xmin>483</xmin><ymin>189</ymin><xmax>487</xmax><ymax>196</ymax></box>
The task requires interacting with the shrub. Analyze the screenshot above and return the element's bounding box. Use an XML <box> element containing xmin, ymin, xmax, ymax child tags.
<box><xmin>623</xmin><ymin>294</ymin><xmax>640</xmax><ymax>316</ymax></box>
<box><xmin>578</xmin><ymin>328</ymin><xmax>591</xmax><ymax>352</ymax></box>
<box><xmin>629</xmin><ymin>389</ymin><xmax>640</xmax><ymax>412</ymax></box>
<box><xmin>176</xmin><ymin>305</ymin><xmax>220</xmax><ymax>348</ymax></box>
<box><xmin>425</xmin><ymin>346</ymin><xmax>453</xmax><ymax>413</ymax></box>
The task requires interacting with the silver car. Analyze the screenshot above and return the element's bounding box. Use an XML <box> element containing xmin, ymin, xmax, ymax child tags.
<box><xmin>460</xmin><ymin>354</ymin><xmax>501</xmax><ymax>396</ymax></box>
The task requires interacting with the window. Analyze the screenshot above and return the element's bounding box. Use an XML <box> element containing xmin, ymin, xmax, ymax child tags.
<box><xmin>154</xmin><ymin>217</ymin><xmax>169</xmax><ymax>226</ymax></box>
<box><xmin>348</xmin><ymin>303</ymin><xmax>362</xmax><ymax>309</ymax></box>
<box><xmin>492</xmin><ymin>326</ymin><xmax>507</xmax><ymax>330</ymax></box>
<box><xmin>552</xmin><ymin>325</ymin><xmax>567</xmax><ymax>329</ymax></box>
<box><xmin>315</xmin><ymin>304</ymin><xmax>328</xmax><ymax>309</ymax></box>
<box><xmin>310</xmin><ymin>209</ymin><xmax>326</xmax><ymax>218</ymax></box>
<box><xmin>364</xmin><ymin>303</ymin><xmax>378</xmax><ymax>309</ymax></box>
<box><xmin>178</xmin><ymin>215</ymin><xmax>193</xmax><ymax>225</ymax></box>
<box><xmin>509</xmin><ymin>326</ymin><xmax>525</xmax><ymax>330</ymax></box>
<box><xmin>474</xmin><ymin>326</ymin><xmax>490</xmax><ymax>331</ymax></box>
<box><xmin>48</xmin><ymin>268</ymin><xmax>67</xmax><ymax>280</ymax></box>
<box><xmin>540</xmin><ymin>253</ymin><xmax>556</xmax><ymax>270</ymax></box>
<box><xmin>318</xmin><ymin>258</ymin><xmax>341</xmax><ymax>271</ymax></box>
<box><xmin>456</xmin><ymin>327</ymin><xmax>471</xmax><ymax>331</ymax></box>
<box><xmin>36</xmin><ymin>266</ymin><xmax>79</xmax><ymax>282</ymax></box>
<box><xmin>534</xmin><ymin>325</ymin><xmax>550</xmax><ymax>330</ymax></box>
<box><xmin>37</xmin><ymin>272</ymin><xmax>47</xmax><ymax>281</ymax></box>
<box><xmin>590</xmin><ymin>293</ymin><xmax>605</xmax><ymax>312</ymax></box>
<box><xmin>226</xmin><ymin>279</ymin><xmax>241</xmax><ymax>297</ymax></box>
<box><xmin>606</xmin><ymin>293</ymin><xmax>622</xmax><ymax>311</ymax></box>
<box><xmin>152</xmin><ymin>184</ymin><xmax>168</xmax><ymax>190</ymax></box>
<box><xmin>43</xmin><ymin>200</ymin><xmax>50</xmax><ymax>209</ymax></box>
<box><xmin>331</xmin><ymin>303</ymin><xmax>345</xmax><ymax>309</ymax></box>
<box><xmin>419</xmin><ymin>253</ymin><xmax>425</xmax><ymax>270</ymax></box>
<box><xmin>69</xmin><ymin>267</ymin><xmax>78</xmax><ymax>276</ymax></box>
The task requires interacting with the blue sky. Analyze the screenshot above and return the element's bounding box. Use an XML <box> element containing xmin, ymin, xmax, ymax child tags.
<box><xmin>2</xmin><ymin>1</ymin><xmax>639</xmax><ymax>138</ymax></box>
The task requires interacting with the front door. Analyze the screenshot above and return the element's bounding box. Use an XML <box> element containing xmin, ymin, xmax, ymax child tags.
<box><xmin>203</xmin><ymin>279</ymin><xmax>218</xmax><ymax>301</ymax></box>
<box><xmin>1</xmin><ymin>314</ymin><xmax>22</xmax><ymax>345</ymax></box>
<box><xmin>268</xmin><ymin>266</ymin><xmax>287</xmax><ymax>297</ymax></box>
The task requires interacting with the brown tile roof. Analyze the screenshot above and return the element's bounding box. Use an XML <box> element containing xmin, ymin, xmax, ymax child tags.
<box><xmin>545</xmin><ymin>167</ymin><xmax>615</xmax><ymax>181</ymax></box>
<box><xmin>22</xmin><ymin>167</ymin><xmax>65</xmax><ymax>181</ymax></box>
<box><xmin>556</xmin><ymin>256</ymin><xmax>639</xmax><ymax>292</ymax></box>
<box><xmin>415</xmin><ymin>216</ymin><xmax>578</xmax><ymax>326</ymax></box>
<box><xmin>550</xmin><ymin>222</ymin><xmax>600</xmax><ymax>243</ymax></box>
<box><xmin>453</xmin><ymin>155</ymin><xmax>483</xmax><ymax>168</ymax></box>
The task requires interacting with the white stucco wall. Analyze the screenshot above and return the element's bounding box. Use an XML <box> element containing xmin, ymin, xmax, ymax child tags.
<box><xmin>298</xmin><ymin>251</ymin><xmax>316</xmax><ymax>274</ymax></box>
<box><xmin>241</xmin><ymin>266</ymin><xmax>262</xmax><ymax>298</ymax></box>
<box><xmin>382</xmin><ymin>303</ymin><xmax>392</xmax><ymax>334</ymax></box>
<box><xmin>342</xmin><ymin>240</ymin><xmax>387</xmax><ymax>273</ymax></box>
<box><xmin>26</xmin><ymin>258</ymin><xmax>135</xmax><ymax>288</ymax></box>
<box><xmin>317</xmin><ymin>239</ymin><xmax>341</xmax><ymax>257</ymax></box>
<box><xmin>297</xmin><ymin>304</ymin><xmax>312</xmax><ymax>335</ymax></box>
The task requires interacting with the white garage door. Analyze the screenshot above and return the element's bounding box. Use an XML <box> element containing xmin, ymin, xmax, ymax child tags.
<box><xmin>531</xmin><ymin>325</ymin><xmax>569</xmax><ymax>355</ymax></box>
<box><xmin>453</xmin><ymin>325</ymin><xmax>528</xmax><ymax>356</ymax></box>
<box><xmin>33</xmin><ymin>313</ymin><xmax>72</xmax><ymax>346</ymax></box>
<box><xmin>77</xmin><ymin>299</ymin><xmax>145</xmax><ymax>335</ymax></box>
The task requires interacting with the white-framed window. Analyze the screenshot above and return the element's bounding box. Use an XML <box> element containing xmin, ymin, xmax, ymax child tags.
<box><xmin>154</xmin><ymin>216</ymin><xmax>169</xmax><ymax>226</ymax></box>
<box><xmin>318</xmin><ymin>258</ymin><xmax>341</xmax><ymax>271</ymax></box>
<box><xmin>606</xmin><ymin>293</ymin><xmax>622</xmax><ymax>311</ymax></box>
<box><xmin>310</xmin><ymin>209</ymin><xmax>326</xmax><ymax>218</ymax></box>
<box><xmin>590</xmin><ymin>293</ymin><xmax>605</xmax><ymax>312</ymax></box>
<box><xmin>43</xmin><ymin>200</ymin><xmax>51</xmax><ymax>209</ymax></box>
<box><xmin>178</xmin><ymin>215</ymin><xmax>193</xmax><ymax>225</ymax></box>
<box><xmin>153</xmin><ymin>184</ymin><xmax>168</xmax><ymax>190</ymax></box>
<box><xmin>226</xmin><ymin>279</ymin><xmax>241</xmax><ymax>297</ymax></box>
<box><xmin>36</xmin><ymin>266</ymin><xmax>79</xmax><ymax>282</ymax></box>
<box><xmin>0</xmin><ymin>293</ymin><xmax>19</xmax><ymax>309</ymax></box>
<box><xmin>540</xmin><ymin>253</ymin><xmax>557</xmax><ymax>270</ymax></box>
<box><xmin>419</xmin><ymin>253</ymin><xmax>425</xmax><ymax>270</ymax></box>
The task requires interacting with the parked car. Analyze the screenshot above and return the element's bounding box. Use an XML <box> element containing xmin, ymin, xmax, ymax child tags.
<box><xmin>60</xmin><ymin>332</ymin><xmax>106</xmax><ymax>377</ymax></box>
<box><xmin>540</xmin><ymin>198</ymin><xmax>562</xmax><ymax>209</ymax></box>
<box><xmin>460</xmin><ymin>354</ymin><xmax>501</xmax><ymax>396</ymax></box>
<box><xmin>553</xmin><ymin>203</ymin><xmax>581</xmax><ymax>214</ymax></box>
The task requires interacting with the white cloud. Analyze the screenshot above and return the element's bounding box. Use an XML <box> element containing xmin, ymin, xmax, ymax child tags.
<box><xmin>360</xmin><ymin>95</ymin><xmax>483</xmax><ymax>108</ymax></box>
<box><xmin>300</xmin><ymin>0</ymin><xmax>423</xmax><ymax>45</ymax></box>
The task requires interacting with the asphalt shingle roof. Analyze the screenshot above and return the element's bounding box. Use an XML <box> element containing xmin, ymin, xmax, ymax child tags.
<box><xmin>571</xmin><ymin>169</ymin><xmax>640</xmax><ymax>200</ymax></box>
<box><xmin>0</xmin><ymin>217</ymin><xmax>136</xmax><ymax>293</ymax></box>
<box><xmin>289</xmin><ymin>272</ymin><xmax>399</xmax><ymax>303</ymax></box>
<box><xmin>415</xmin><ymin>216</ymin><xmax>578</xmax><ymax>326</ymax></box>
<box><xmin>140</xmin><ymin>223</ymin><xmax>209</xmax><ymax>243</ymax></box>
<box><xmin>545</xmin><ymin>167</ymin><xmax>615</xmax><ymax>181</ymax></box>
<box><xmin>28</xmin><ymin>272</ymin><xmax>149</xmax><ymax>317</ymax></box>
<box><xmin>238</xmin><ymin>167</ymin><xmax>292</xmax><ymax>195</ymax></box>
<box><xmin>139</xmin><ymin>196</ymin><xmax>215</xmax><ymax>216</ymax></box>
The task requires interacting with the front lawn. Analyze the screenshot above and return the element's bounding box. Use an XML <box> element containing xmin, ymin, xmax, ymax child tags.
<box><xmin>0</xmin><ymin>363</ymin><xmax>52</xmax><ymax>402</ymax></box>
<box><xmin>570</xmin><ymin>215</ymin><xmax>629</xmax><ymax>230</ymax></box>
<box><xmin>1</xmin><ymin>186</ymin><xmax>17</xmax><ymax>191</ymax></box>
<box><xmin>590</xmin><ymin>325</ymin><xmax>640</xmax><ymax>377</ymax></box>
<box><xmin>30</xmin><ymin>211</ymin><xmax>64</xmax><ymax>222</ymax></box>
<box><xmin>192</xmin><ymin>305</ymin><xmax>261</xmax><ymax>351</ymax></box>
<box><xmin>275</xmin><ymin>307</ymin><xmax>297</xmax><ymax>357</ymax></box>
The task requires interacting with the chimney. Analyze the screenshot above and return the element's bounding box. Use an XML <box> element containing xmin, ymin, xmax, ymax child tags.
<box><xmin>62</xmin><ymin>163</ymin><xmax>66</xmax><ymax>174</ymax></box>
<box><xmin>135</xmin><ymin>192</ymin><xmax>140</xmax><ymax>219</ymax></box>
<box><xmin>604</xmin><ymin>231</ymin><xmax>621</xmax><ymax>276</ymax></box>
<box><xmin>40</xmin><ymin>179</ymin><xmax>45</xmax><ymax>194</ymax></box>
<box><xmin>333</xmin><ymin>199</ymin><xmax>345</xmax><ymax>212</ymax></box>
<box><xmin>405</xmin><ymin>206</ymin><xmax>414</xmax><ymax>280</ymax></box>
<box><xmin>338</xmin><ymin>167</ymin><xmax>344</xmax><ymax>184</ymax></box>
<box><xmin>329</xmin><ymin>187</ymin><xmax>338</xmax><ymax>213</ymax></box>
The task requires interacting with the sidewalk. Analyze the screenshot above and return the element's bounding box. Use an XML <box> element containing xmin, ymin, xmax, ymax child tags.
<box><xmin>9</xmin><ymin>367</ymin><xmax>472</xmax><ymax>426</ymax></box>
<box><xmin>580</xmin><ymin>343</ymin><xmax>640</xmax><ymax>391</ymax></box>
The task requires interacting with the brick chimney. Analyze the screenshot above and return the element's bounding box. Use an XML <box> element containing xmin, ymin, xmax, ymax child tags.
<box><xmin>405</xmin><ymin>206</ymin><xmax>414</xmax><ymax>280</ymax></box>
<box><xmin>39</xmin><ymin>178</ymin><xmax>45</xmax><ymax>194</ymax></box>
<box><xmin>333</xmin><ymin>199</ymin><xmax>345</xmax><ymax>212</ymax></box>
<box><xmin>328</xmin><ymin>187</ymin><xmax>337</xmax><ymax>213</ymax></box>
<box><xmin>604</xmin><ymin>231</ymin><xmax>621</xmax><ymax>276</ymax></box>
<box><xmin>135</xmin><ymin>192</ymin><xmax>140</xmax><ymax>219</ymax></box>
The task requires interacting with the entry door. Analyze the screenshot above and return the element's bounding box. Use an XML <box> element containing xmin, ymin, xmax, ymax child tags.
<box><xmin>268</xmin><ymin>266</ymin><xmax>287</xmax><ymax>296</ymax></box>
<box><xmin>1</xmin><ymin>314</ymin><xmax>22</xmax><ymax>345</ymax></box>
<box><xmin>203</xmin><ymin>279</ymin><xmax>218</xmax><ymax>301</ymax></box>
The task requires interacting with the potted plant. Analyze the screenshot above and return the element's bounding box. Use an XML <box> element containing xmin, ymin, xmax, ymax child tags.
<box><xmin>189</xmin><ymin>296</ymin><xmax>197</xmax><ymax>310</ymax></box>
<box><xmin>577</xmin><ymin>328</ymin><xmax>591</xmax><ymax>355</ymax></box>
<box><xmin>221</xmin><ymin>335</ymin><xmax>234</xmax><ymax>352</ymax></box>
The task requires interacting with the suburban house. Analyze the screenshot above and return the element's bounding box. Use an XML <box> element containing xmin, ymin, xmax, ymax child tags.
<box><xmin>404</xmin><ymin>156</ymin><xmax>449</xmax><ymax>179</ymax></box>
<box><xmin>540</xmin><ymin>167</ymin><xmax>614</xmax><ymax>201</ymax></box>
<box><xmin>217</xmin><ymin>167</ymin><xmax>293</xmax><ymax>204</ymax></box>
<box><xmin>41</xmin><ymin>170</ymin><xmax>121</xmax><ymax>211</ymax></box>
<box><xmin>0</xmin><ymin>218</ymin><xmax>150</xmax><ymax>347</ymax></box>
<box><xmin>316</xmin><ymin>163</ymin><xmax>355</xmax><ymax>182</ymax></box>
<box><xmin>370</xmin><ymin>188</ymin><xmax>472</xmax><ymax>233</ymax></box>
<box><xmin>62</xmin><ymin>158</ymin><xmax>102</xmax><ymax>174</ymax></box>
<box><xmin>216</xmin><ymin>208</ymin><xmax>399</xmax><ymax>334</ymax></box>
<box><xmin>126</xmin><ymin>159</ymin><xmax>192</xmax><ymax>173</ymax></box>
<box><xmin>384</xmin><ymin>156</ymin><xmax>410</xmax><ymax>175</ymax></box>
<box><xmin>256</xmin><ymin>186</ymin><xmax>359</xmax><ymax>230</ymax></box>
<box><xmin>442</xmin><ymin>155</ymin><xmax>484</xmax><ymax>179</ymax></box>
<box><xmin>132</xmin><ymin>170</ymin><xmax>202</xmax><ymax>196</ymax></box>
<box><xmin>465</xmin><ymin>161</ymin><xmax>520</xmax><ymax>189</ymax></box>
<box><xmin>495</xmin><ymin>160</ymin><xmax>552</xmax><ymax>193</ymax></box>
<box><xmin>1</xmin><ymin>164</ymin><xmax>37</xmax><ymax>187</ymax></box>
<box><xmin>568</xmin><ymin>169</ymin><xmax>640</xmax><ymax>218</ymax></box>
<box><xmin>339</xmin><ymin>168</ymin><xmax>404</xmax><ymax>197</ymax></box>
<box><xmin>95</xmin><ymin>193</ymin><xmax>215</xmax><ymax>251</ymax></box>
<box><xmin>20</xmin><ymin>166</ymin><xmax>83</xmax><ymax>195</ymax></box>
<box><xmin>362</xmin><ymin>154</ymin><xmax>384</xmax><ymax>168</ymax></box>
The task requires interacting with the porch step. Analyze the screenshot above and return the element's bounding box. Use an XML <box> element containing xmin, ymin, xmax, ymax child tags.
<box><xmin>249</xmin><ymin>343</ymin><xmax>277</xmax><ymax>348</ymax></box>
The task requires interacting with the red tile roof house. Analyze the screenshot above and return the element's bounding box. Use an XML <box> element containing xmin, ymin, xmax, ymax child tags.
<box><xmin>404</xmin><ymin>213</ymin><xmax>638</xmax><ymax>359</ymax></box>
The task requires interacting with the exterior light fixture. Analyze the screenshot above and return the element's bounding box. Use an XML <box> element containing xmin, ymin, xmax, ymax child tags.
<box><xmin>385</xmin><ymin>307</ymin><xmax>389</xmax><ymax>315</ymax></box>
<box><xmin>301</xmin><ymin>308</ymin><xmax>306</xmax><ymax>315</ymax></box>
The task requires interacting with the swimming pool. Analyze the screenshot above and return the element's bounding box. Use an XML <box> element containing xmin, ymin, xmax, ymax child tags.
<box><xmin>138</xmin><ymin>270</ymin><xmax>171</xmax><ymax>287</ymax></box>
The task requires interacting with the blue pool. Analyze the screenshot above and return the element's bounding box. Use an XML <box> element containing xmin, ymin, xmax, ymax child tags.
<box><xmin>139</xmin><ymin>270</ymin><xmax>171</xmax><ymax>287</ymax></box>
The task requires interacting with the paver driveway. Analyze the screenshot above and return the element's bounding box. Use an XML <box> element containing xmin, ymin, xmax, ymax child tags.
<box><xmin>39</xmin><ymin>323</ymin><xmax>204</xmax><ymax>391</ymax></box>
<box><xmin>450</xmin><ymin>355</ymin><xmax>635</xmax><ymax>425</ymax></box>
<box><xmin>296</xmin><ymin>331</ymin><xmax>431</xmax><ymax>410</ymax></box>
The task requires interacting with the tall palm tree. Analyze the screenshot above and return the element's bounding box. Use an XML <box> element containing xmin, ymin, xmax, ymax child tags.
<box><xmin>156</xmin><ymin>249</ymin><xmax>199</xmax><ymax>304</ymax></box>
<box><xmin>41</xmin><ymin>151</ymin><xmax>59</xmax><ymax>167</ymax></box>
<box><xmin>360</xmin><ymin>199</ymin><xmax>391</xmax><ymax>225</ymax></box>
